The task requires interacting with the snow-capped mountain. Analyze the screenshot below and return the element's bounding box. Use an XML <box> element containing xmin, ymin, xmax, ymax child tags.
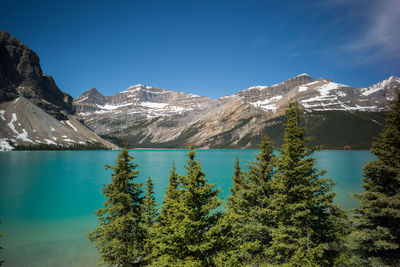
<box><xmin>231</xmin><ymin>74</ymin><xmax>397</xmax><ymax>114</ymax></box>
<box><xmin>73</xmin><ymin>74</ymin><xmax>398</xmax><ymax>149</ymax></box>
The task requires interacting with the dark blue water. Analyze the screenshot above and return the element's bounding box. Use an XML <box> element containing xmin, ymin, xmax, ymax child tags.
<box><xmin>0</xmin><ymin>149</ymin><xmax>375</xmax><ymax>266</ymax></box>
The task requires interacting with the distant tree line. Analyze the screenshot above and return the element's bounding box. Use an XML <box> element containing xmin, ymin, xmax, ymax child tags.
<box><xmin>88</xmin><ymin>96</ymin><xmax>400</xmax><ymax>266</ymax></box>
<box><xmin>13</xmin><ymin>141</ymin><xmax>110</xmax><ymax>151</ymax></box>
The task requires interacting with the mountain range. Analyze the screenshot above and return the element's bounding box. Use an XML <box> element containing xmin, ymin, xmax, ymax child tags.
<box><xmin>73</xmin><ymin>73</ymin><xmax>399</xmax><ymax>149</ymax></box>
<box><xmin>1</xmin><ymin>30</ymin><xmax>399</xmax><ymax>151</ymax></box>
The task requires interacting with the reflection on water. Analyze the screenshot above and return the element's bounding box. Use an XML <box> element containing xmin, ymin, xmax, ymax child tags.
<box><xmin>0</xmin><ymin>149</ymin><xmax>376</xmax><ymax>266</ymax></box>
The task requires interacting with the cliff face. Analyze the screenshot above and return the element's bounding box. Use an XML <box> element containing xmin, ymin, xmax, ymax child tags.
<box><xmin>0</xmin><ymin>31</ymin><xmax>118</xmax><ymax>150</ymax></box>
<box><xmin>0</xmin><ymin>31</ymin><xmax>74</xmax><ymax>120</ymax></box>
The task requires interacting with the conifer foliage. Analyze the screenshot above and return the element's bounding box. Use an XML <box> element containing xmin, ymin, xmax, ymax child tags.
<box><xmin>151</xmin><ymin>162</ymin><xmax>184</xmax><ymax>264</ymax></box>
<box><xmin>266</xmin><ymin>101</ymin><xmax>343</xmax><ymax>265</ymax></box>
<box><xmin>142</xmin><ymin>177</ymin><xmax>158</xmax><ymax>262</ymax></box>
<box><xmin>226</xmin><ymin>136</ymin><xmax>276</xmax><ymax>262</ymax></box>
<box><xmin>153</xmin><ymin>146</ymin><xmax>223</xmax><ymax>266</ymax></box>
<box><xmin>88</xmin><ymin>146</ymin><xmax>145</xmax><ymax>266</ymax></box>
<box><xmin>143</xmin><ymin>177</ymin><xmax>158</xmax><ymax>228</ymax></box>
<box><xmin>352</xmin><ymin>93</ymin><xmax>400</xmax><ymax>266</ymax></box>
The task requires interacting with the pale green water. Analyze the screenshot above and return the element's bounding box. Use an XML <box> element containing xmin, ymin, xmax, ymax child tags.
<box><xmin>0</xmin><ymin>149</ymin><xmax>375</xmax><ymax>266</ymax></box>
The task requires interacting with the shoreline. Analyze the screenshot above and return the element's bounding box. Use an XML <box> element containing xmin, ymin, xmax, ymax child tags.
<box><xmin>1</xmin><ymin>148</ymin><xmax>371</xmax><ymax>152</ymax></box>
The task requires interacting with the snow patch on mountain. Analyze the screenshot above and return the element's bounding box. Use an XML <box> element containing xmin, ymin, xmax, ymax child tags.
<box><xmin>250</xmin><ymin>95</ymin><xmax>283</xmax><ymax>112</ymax></box>
<box><xmin>318</xmin><ymin>82</ymin><xmax>348</xmax><ymax>96</ymax></box>
<box><xmin>44</xmin><ymin>139</ymin><xmax>57</xmax><ymax>145</ymax></box>
<box><xmin>16</xmin><ymin>128</ymin><xmax>33</xmax><ymax>143</ymax></box>
<box><xmin>66</xmin><ymin>120</ymin><xmax>78</xmax><ymax>132</ymax></box>
<box><xmin>299</xmin><ymin>86</ymin><xmax>307</xmax><ymax>92</ymax></box>
<box><xmin>0</xmin><ymin>139</ymin><xmax>14</xmax><ymax>151</ymax></box>
<box><xmin>296</xmin><ymin>73</ymin><xmax>311</xmax><ymax>78</ymax></box>
<box><xmin>0</xmin><ymin>110</ymin><xmax>5</xmax><ymax>120</ymax></box>
<box><xmin>141</xmin><ymin>102</ymin><xmax>169</xmax><ymax>109</ymax></box>
<box><xmin>7</xmin><ymin>113</ymin><xmax>18</xmax><ymax>134</ymax></box>
<box><xmin>96</xmin><ymin>103</ymin><xmax>132</xmax><ymax>110</ymax></box>
<box><xmin>245</xmin><ymin>85</ymin><xmax>269</xmax><ymax>91</ymax></box>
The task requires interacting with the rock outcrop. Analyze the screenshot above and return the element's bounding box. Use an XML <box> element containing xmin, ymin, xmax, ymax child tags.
<box><xmin>0</xmin><ymin>31</ymin><xmax>118</xmax><ymax>150</ymax></box>
<box><xmin>0</xmin><ymin>31</ymin><xmax>74</xmax><ymax>120</ymax></box>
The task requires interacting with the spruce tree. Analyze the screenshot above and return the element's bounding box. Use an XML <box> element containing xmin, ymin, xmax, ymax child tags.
<box><xmin>153</xmin><ymin>146</ymin><xmax>223</xmax><ymax>266</ymax></box>
<box><xmin>352</xmin><ymin>93</ymin><xmax>400</xmax><ymax>266</ymax></box>
<box><xmin>226</xmin><ymin>135</ymin><xmax>276</xmax><ymax>263</ymax></box>
<box><xmin>88</xmin><ymin>146</ymin><xmax>145</xmax><ymax>266</ymax></box>
<box><xmin>152</xmin><ymin>162</ymin><xmax>184</xmax><ymax>265</ymax></box>
<box><xmin>143</xmin><ymin>177</ymin><xmax>158</xmax><ymax>228</ymax></box>
<box><xmin>266</xmin><ymin>101</ymin><xmax>344</xmax><ymax>265</ymax></box>
<box><xmin>143</xmin><ymin>177</ymin><xmax>158</xmax><ymax>262</ymax></box>
<box><xmin>232</xmin><ymin>155</ymin><xmax>243</xmax><ymax>193</ymax></box>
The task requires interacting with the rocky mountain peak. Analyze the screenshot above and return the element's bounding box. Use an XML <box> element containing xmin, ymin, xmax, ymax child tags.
<box><xmin>359</xmin><ymin>76</ymin><xmax>400</xmax><ymax>102</ymax></box>
<box><xmin>232</xmin><ymin>74</ymin><xmax>315</xmax><ymax>105</ymax></box>
<box><xmin>0</xmin><ymin>31</ymin><xmax>74</xmax><ymax>119</ymax></box>
<box><xmin>295</xmin><ymin>73</ymin><xmax>311</xmax><ymax>78</ymax></box>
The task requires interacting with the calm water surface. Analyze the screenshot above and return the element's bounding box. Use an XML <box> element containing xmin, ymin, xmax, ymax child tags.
<box><xmin>0</xmin><ymin>149</ymin><xmax>376</xmax><ymax>266</ymax></box>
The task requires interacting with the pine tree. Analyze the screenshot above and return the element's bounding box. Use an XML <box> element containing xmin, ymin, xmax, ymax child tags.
<box><xmin>266</xmin><ymin>101</ymin><xmax>344</xmax><ymax>265</ymax></box>
<box><xmin>143</xmin><ymin>177</ymin><xmax>158</xmax><ymax>262</ymax></box>
<box><xmin>87</xmin><ymin>146</ymin><xmax>145</xmax><ymax>266</ymax></box>
<box><xmin>225</xmin><ymin>135</ymin><xmax>276</xmax><ymax>263</ymax></box>
<box><xmin>352</xmin><ymin>93</ymin><xmax>400</xmax><ymax>266</ymax></box>
<box><xmin>153</xmin><ymin>146</ymin><xmax>223</xmax><ymax>266</ymax></box>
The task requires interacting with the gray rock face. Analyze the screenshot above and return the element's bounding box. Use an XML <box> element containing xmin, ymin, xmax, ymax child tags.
<box><xmin>0</xmin><ymin>31</ymin><xmax>118</xmax><ymax>150</ymax></box>
<box><xmin>74</xmin><ymin>74</ymin><xmax>399</xmax><ymax>148</ymax></box>
<box><xmin>0</xmin><ymin>31</ymin><xmax>74</xmax><ymax>120</ymax></box>
<box><xmin>234</xmin><ymin>73</ymin><xmax>314</xmax><ymax>102</ymax></box>
<box><xmin>0</xmin><ymin>96</ymin><xmax>118</xmax><ymax>151</ymax></box>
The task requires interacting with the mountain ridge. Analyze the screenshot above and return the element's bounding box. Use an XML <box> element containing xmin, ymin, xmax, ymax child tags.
<box><xmin>73</xmin><ymin>74</ymin><xmax>398</xmax><ymax>149</ymax></box>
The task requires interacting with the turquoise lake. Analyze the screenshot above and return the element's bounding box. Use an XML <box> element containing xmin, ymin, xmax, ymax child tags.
<box><xmin>0</xmin><ymin>149</ymin><xmax>375</xmax><ymax>266</ymax></box>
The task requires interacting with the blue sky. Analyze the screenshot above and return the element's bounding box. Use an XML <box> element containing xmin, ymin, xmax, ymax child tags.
<box><xmin>1</xmin><ymin>0</ymin><xmax>399</xmax><ymax>98</ymax></box>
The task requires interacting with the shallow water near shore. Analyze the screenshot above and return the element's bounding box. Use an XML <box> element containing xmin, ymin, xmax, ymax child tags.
<box><xmin>0</xmin><ymin>149</ymin><xmax>375</xmax><ymax>266</ymax></box>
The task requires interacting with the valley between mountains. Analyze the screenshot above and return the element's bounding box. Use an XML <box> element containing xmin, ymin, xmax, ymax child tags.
<box><xmin>1</xmin><ymin>30</ymin><xmax>399</xmax><ymax>150</ymax></box>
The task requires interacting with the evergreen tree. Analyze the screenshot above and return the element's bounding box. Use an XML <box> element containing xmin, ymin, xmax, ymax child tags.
<box><xmin>143</xmin><ymin>177</ymin><xmax>158</xmax><ymax>227</ymax></box>
<box><xmin>143</xmin><ymin>177</ymin><xmax>158</xmax><ymax>262</ymax></box>
<box><xmin>152</xmin><ymin>162</ymin><xmax>185</xmax><ymax>265</ymax></box>
<box><xmin>87</xmin><ymin>146</ymin><xmax>145</xmax><ymax>266</ymax></box>
<box><xmin>153</xmin><ymin>146</ymin><xmax>223</xmax><ymax>266</ymax></box>
<box><xmin>352</xmin><ymin>93</ymin><xmax>400</xmax><ymax>266</ymax></box>
<box><xmin>226</xmin><ymin>135</ymin><xmax>276</xmax><ymax>264</ymax></box>
<box><xmin>266</xmin><ymin>101</ymin><xmax>344</xmax><ymax>265</ymax></box>
<box><xmin>232</xmin><ymin>155</ymin><xmax>243</xmax><ymax>194</ymax></box>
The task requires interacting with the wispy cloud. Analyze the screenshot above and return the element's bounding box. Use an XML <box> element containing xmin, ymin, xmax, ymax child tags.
<box><xmin>310</xmin><ymin>0</ymin><xmax>400</xmax><ymax>67</ymax></box>
<box><xmin>340</xmin><ymin>0</ymin><xmax>400</xmax><ymax>63</ymax></box>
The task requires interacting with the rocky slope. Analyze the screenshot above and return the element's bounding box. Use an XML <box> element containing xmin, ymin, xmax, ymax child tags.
<box><xmin>0</xmin><ymin>31</ymin><xmax>118</xmax><ymax>150</ymax></box>
<box><xmin>74</xmin><ymin>74</ymin><xmax>399</xmax><ymax>149</ymax></box>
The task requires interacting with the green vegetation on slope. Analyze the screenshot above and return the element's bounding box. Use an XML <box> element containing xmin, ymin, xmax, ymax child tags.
<box><xmin>12</xmin><ymin>142</ymin><xmax>110</xmax><ymax>150</ymax></box>
<box><xmin>258</xmin><ymin>111</ymin><xmax>386</xmax><ymax>150</ymax></box>
<box><xmin>101</xmin><ymin>111</ymin><xmax>386</xmax><ymax>150</ymax></box>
